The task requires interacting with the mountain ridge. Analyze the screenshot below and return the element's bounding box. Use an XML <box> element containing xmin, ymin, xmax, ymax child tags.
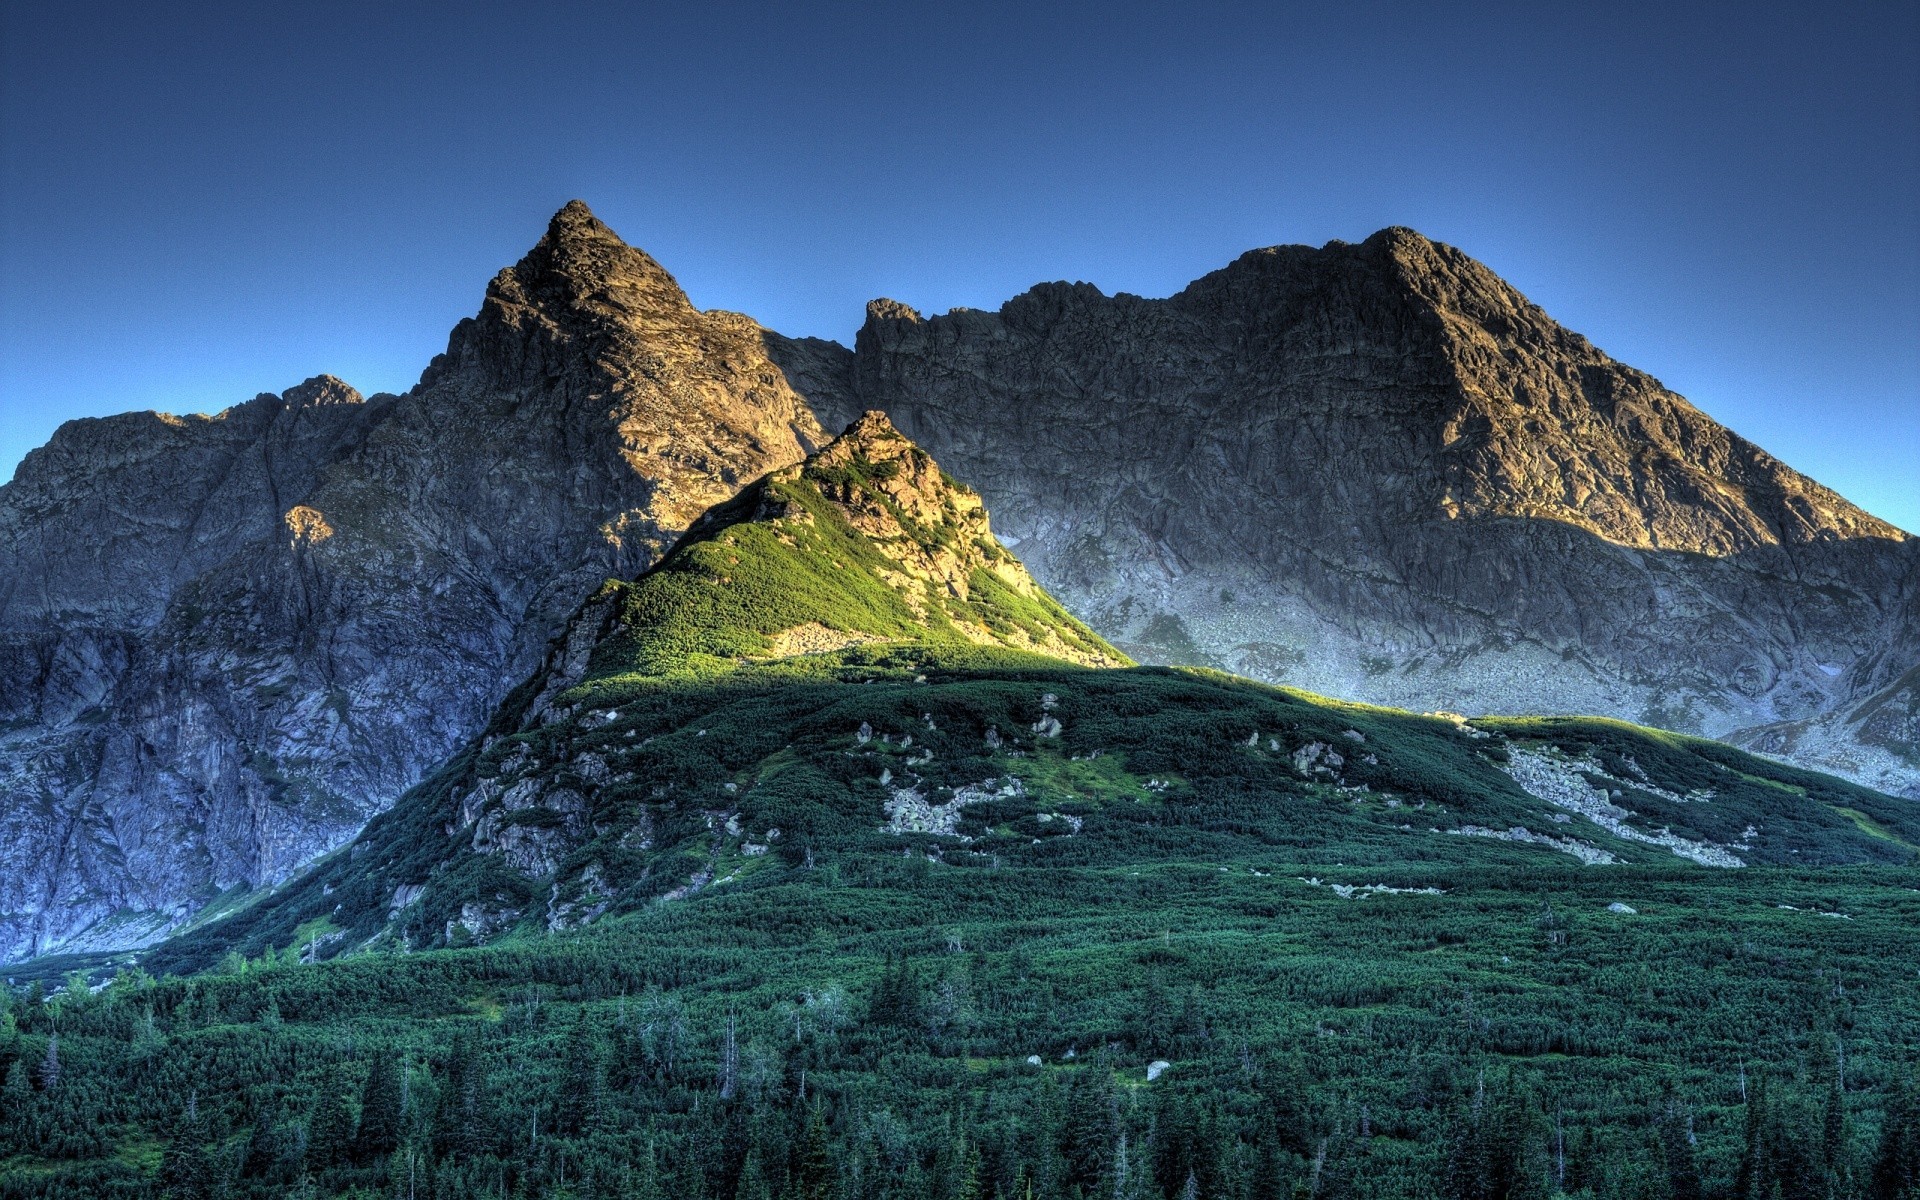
<box><xmin>142</xmin><ymin>415</ymin><xmax>1917</xmax><ymax>973</ymax></box>
<box><xmin>792</xmin><ymin>223</ymin><xmax>1919</xmax><ymax>796</ymax></box>
<box><xmin>0</xmin><ymin>201</ymin><xmax>826</xmax><ymax>962</ymax></box>
<box><xmin>2</xmin><ymin>201</ymin><xmax>1913</xmax><ymax>965</ymax></box>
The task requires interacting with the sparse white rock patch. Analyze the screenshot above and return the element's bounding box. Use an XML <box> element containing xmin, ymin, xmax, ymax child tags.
<box><xmin>1298</xmin><ymin>876</ymin><xmax>1445</xmax><ymax>899</ymax></box>
<box><xmin>883</xmin><ymin>777</ymin><xmax>1025</xmax><ymax>836</ymax></box>
<box><xmin>1498</xmin><ymin>747</ymin><xmax>1743</xmax><ymax>867</ymax></box>
<box><xmin>1448</xmin><ymin>823</ymin><xmax>1618</xmax><ymax>865</ymax></box>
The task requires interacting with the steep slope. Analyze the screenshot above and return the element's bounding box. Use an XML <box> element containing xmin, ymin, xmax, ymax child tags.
<box><xmin>784</xmin><ymin>228</ymin><xmax>1920</xmax><ymax>796</ymax></box>
<box><xmin>148</xmin><ymin>418</ymin><xmax>1915</xmax><ymax>971</ymax></box>
<box><xmin>0</xmin><ymin>202</ymin><xmax>826</xmax><ymax>961</ymax></box>
<box><xmin>9</xmin><ymin>210</ymin><xmax>1914</xmax><ymax>966</ymax></box>
<box><xmin>14</xmin><ymin>418</ymin><xmax>1913</xmax><ymax>1200</ymax></box>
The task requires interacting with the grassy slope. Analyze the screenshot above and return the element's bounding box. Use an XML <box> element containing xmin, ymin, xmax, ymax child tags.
<box><xmin>8</xmin><ymin>423</ymin><xmax>1917</xmax><ymax>1197</ymax></box>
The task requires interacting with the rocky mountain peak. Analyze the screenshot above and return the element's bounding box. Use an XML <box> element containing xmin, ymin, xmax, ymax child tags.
<box><xmin>865</xmin><ymin>298</ymin><xmax>924</xmax><ymax>325</ymax></box>
<box><xmin>278</xmin><ymin>374</ymin><xmax>364</xmax><ymax>408</ymax></box>
<box><xmin>516</xmin><ymin>198</ymin><xmax>692</xmax><ymax>313</ymax></box>
<box><xmin>771</xmin><ymin>410</ymin><xmax>997</xmax><ymax>586</ymax></box>
<box><xmin>0</xmin><ymin>201</ymin><xmax>830</xmax><ymax>962</ymax></box>
<box><xmin>822</xmin><ymin>229</ymin><xmax>1920</xmax><ymax>795</ymax></box>
<box><xmin>559</xmin><ymin>410</ymin><xmax>1131</xmax><ymax>684</ymax></box>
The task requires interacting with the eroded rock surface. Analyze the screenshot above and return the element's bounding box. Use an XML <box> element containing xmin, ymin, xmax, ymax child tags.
<box><xmin>784</xmin><ymin>228</ymin><xmax>1919</xmax><ymax>796</ymax></box>
<box><xmin>7</xmin><ymin>212</ymin><xmax>1914</xmax><ymax>962</ymax></box>
<box><xmin>0</xmin><ymin>202</ymin><xmax>825</xmax><ymax>960</ymax></box>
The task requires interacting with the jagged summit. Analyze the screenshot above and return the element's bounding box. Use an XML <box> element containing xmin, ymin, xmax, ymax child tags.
<box><xmin>825</xmin><ymin>226</ymin><xmax>1920</xmax><ymax>794</ymax></box>
<box><xmin>277</xmin><ymin>373</ymin><xmax>364</xmax><ymax>408</ymax></box>
<box><xmin>520</xmin><ymin>198</ymin><xmax>692</xmax><ymax>311</ymax></box>
<box><xmin>4</xmin><ymin>204</ymin><xmax>1916</xmax><ymax>965</ymax></box>
<box><xmin>0</xmin><ymin>200</ymin><xmax>827</xmax><ymax>962</ymax></box>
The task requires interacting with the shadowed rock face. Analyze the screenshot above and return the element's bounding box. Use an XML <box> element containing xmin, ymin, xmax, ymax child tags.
<box><xmin>0</xmin><ymin>201</ymin><xmax>825</xmax><ymax>961</ymax></box>
<box><xmin>780</xmin><ymin>228</ymin><xmax>1919</xmax><ymax>797</ymax></box>
<box><xmin>3</xmin><ymin>208</ymin><xmax>1912</xmax><ymax>963</ymax></box>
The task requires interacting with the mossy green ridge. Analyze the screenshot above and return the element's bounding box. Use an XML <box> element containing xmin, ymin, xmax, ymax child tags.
<box><xmin>6</xmin><ymin>418</ymin><xmax>1918</xmax><ymax>1199</ymax></box>
<box><xmin>580</xmin><ymin>410</ymin><xmax>1125</xmax><ymax>681</ymax></box>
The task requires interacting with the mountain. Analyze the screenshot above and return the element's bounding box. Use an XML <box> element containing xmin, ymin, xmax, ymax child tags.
<box><xmin>146</xmin><ymin>415</ymin><xmax>1916</xmax><ymax>969</ymax></box>
<box><xmin>0</xmin><ymin>202</ymin><xmax>826</xmax><ymax>961</ymax></box>
<box><xmin>5</xmin><ymin>203</ymin><xmax>1915</xmax><ymax>967</ymax></box>
<box><xmin>11</xmin><ymin>416</ymin><xmax>1911</xmax><ymax>1200</ymax></box>
<box><xmin>779</xmin><ymin>228</ymin><xmax>1920</xmax><ymax>798</ymax></box>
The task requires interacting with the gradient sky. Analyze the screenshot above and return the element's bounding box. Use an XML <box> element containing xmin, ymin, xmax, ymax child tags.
<box><xmin>3</xmin><ymin>1</ymin><xmax>1916</xmax><ymax>531</ymax></box>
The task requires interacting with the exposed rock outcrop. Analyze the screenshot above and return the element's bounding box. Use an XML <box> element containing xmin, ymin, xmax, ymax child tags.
<box><xmin>0</xmin><ymin>202</ymin><xmax>825</xmax><ymax>960</ymax></box>
<box><xmin>6</xmin><ymin>209</ymin><xmax>1913</xmax><ymax>963</ymax></box>
<box><xmin>785</xmin><ymin>228</ymin><xmax>1919</xmax><ymax>795</ymax></box>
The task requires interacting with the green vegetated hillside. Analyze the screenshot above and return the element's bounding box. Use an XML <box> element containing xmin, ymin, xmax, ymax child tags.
<box><xmin>4</xmin><ymin>416</ymin><xmax>1918</xmax><ymax>1200</ymax></box>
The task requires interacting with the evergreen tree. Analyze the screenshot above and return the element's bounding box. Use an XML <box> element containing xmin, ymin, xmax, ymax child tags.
<box><xmin>790</xmin><ymin>1102</ymin><xmax>835</xmax><ymax>1200</ymax></box>
<box><xmin>1657</xmin><ymin>1102</ymin><xmax>1702</xmax><ymax>1200</ymax></box>
<box><xmin>736</xmin><ymin>1146</ymin><xmax>776</xmax><ymax>1200</ymax></box>
<box><xmin>870</xmin><ymin>955</ymin><xmax>917</xmax><ymax>1028</ymax></box>
<box><xmin>954</xmin><ymin>1141</ymin><xmax>984</xmax><ymax>1200</ymax></box>
<box><xmin>560</xmin><ymin>1011</ymin><xmax>610</xmax><ymax>1136</ymax></box>
<box><xmin>1822</xmin><ymin>1062</ymin><xmax>1853</xmax><ymax>1195</ymax></box>
<box><xmin>432</xmin><ymin>1029</ymin><xmax>482</xmax><ymax>1158</ymax></box>
<box><xmin>1062</xmin><ymin>1068</ymin><xmax>1117</xmax><ymax>1192</ymax></box>
<box><xmin>1736</xmin><ymin>1075</ymin><xmax>1770</xmax><ymax>1200</ymax></box>
<box><xmin>0</xmin><ymin>1059</ymin><xmax>33</xmax><ymax>1156</ymax></box>
<box><xmin>158</xmin><ymin>1095</ymin><xmax>218</xmax><ymax>1200</ymax></box>
<box><xmin>306</xmin><ymin>1075</ymin><xmax>357</xmax><ymax>1174</ymax></box>
<box><xmin>1873</xmin><ymin>1069</ymin><xmax>1920</xmax><ymax>1200</ymax></box>
<box><xmin>1443</xmin><ymin>1074</ymin><xmax>1545</xmax><ymax>1200</ymax></box>
<box><xmin>358</xmin><ymin>1053</ymin><xmax>406</xmax><ymax>1163</ymax></box>
<box><xmin>633</xmin><ymin>1138</ymin><xmax>665</xmax><ymax>1200</ymax></box>
<box><xmin>241</xmin><ymin>1106</ymin><xmax>301</xmax><ymax>1184</ymax></box>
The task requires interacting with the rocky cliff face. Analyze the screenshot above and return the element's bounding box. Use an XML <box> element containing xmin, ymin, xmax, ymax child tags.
<box><xmin>0</xmin><ymin>202</ymin><xmax>825</xmax><ymax>961</ymax></box>
<box><xmin>7</xmin><ymin>209</ymin><xmax>1913</xmax><ymax>963</ymax></box>
<box><xmin>783</xmin><ymin>229</ymin><xmax>1920</xmax><ymax>796</ymax></box>
<box><xmin>146</xmin><ymin>413</ymin><xmax>1918</xmax><ymax>972</ymax></box>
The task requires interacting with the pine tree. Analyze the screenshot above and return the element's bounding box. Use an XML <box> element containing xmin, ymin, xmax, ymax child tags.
<box><xmin>736</xmin><ymin>1146</ymin><xmax>776</xmax><ymax>1200</ymax></box>
<box><xmin>306</xmin><ymin>1076</ymin><xmax>356</xmax><ymax>1173</ymax></box>
<box><xmin>1737</xmin><ymin>1075</ymin><xmax>1771</xmax><ymax>1200</ymax></box>
<box><xmin>0</xmin><ymin>1059</ymin><xmax>33</xmax><ymax>1155</ymax></box>
<box><xmin>953</xmin><ymin>1140</ymin><xmax>984</xmax><ymax>1200</ymax></box>
<box><xmin>790</xmin><ymin>1102</ymin><xmax>835</xmax><ymax>1200</ymax></box>
<box><xmin>1658</xmin><ymin>1102</ymin><xmax>1702</xmax><ymax>1200</ymax></box>
<box><xmin>1823</xmin><ymin>1064</ymin><xmax>1850</xmax><ymax>1186</ymax></box>
<box><xmin>158</xmin><ymin>1094</ymin><xmax>218</xmax><ymax>1200</ymax></box>
<box><xmin>560</xmin><ymin>1011</ymin><xmax>610</xmax><ymax>1136</ymax></box>
<box><xmin>432</xmin><ymin>1028</ymin><xmax>481</xmax><ymax>1158</ymax></box>
<box><xmin>1873</xmin><ymin>1069</ymin><xmax>1920</xmax><ymax>1200</ymax></box>
<box><xmin>1443</xmin><ymin>1074</ymin><xmax>1546</xmax><ymax>1200</ymax></box>
<box><xmin>241</xmin><ymin>1106</ymin><xmax>300</xmax><ymax>1184</ymax></box>
<box><xmin>358</xmin><ymin>1054</ymin><xmax>405</xmax><ymax>1163</ymax></box>
<box><xmin>633</xmin><ymin>1138</ymin><xmax>665</xmax><ymax>1200</ymax></box>
<box><xmin>870</xmin><ymin>955</ymin><xmax>917</xmax><ymax>1027</ymax></box>
<box><xmin>1063</xmin><ymin>1070</ymin><xmax>1118</xmax><ymax>1193</ymax></box>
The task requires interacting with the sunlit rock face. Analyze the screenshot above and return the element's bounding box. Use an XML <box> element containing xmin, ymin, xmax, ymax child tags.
<box><xmin>0</xmin><ymin>202</ymin><xmax>826</xmax><ymax>960</ymax></box>
<box><xmin>6</xmin><ymin>210</ymin><xmax>1914</xmax><ymax>963</ymax></box>
<box><xmin>781</xmin><ymin>228</ymin><xmax>1920</xmax><ymax>797</ymax></box>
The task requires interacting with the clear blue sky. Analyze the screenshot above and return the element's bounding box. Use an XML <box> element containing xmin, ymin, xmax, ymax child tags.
<box><xmin>3</xmin><ymin>1</ymin><xmax>1915</xmax><ymax>531</ymax></box>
